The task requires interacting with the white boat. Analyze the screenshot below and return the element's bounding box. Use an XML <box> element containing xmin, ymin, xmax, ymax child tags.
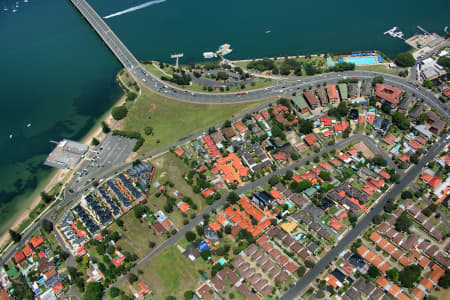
<box><xmin>265</xmin><ymin>30</ymin><xmax>271</xmax><ymax>34</ymax></box>
<box><xmin>12</xmin><ymin>9</ymin><xmax>16</xmax><ymax>13</ymax></box>
<box><xmin>203</xmin><ymin>52</ymin><xmax>216</xmax><ymax>59</ymax></box>
<box><xmin>9</xmin><ymin>134</ymin><xmax>13</xmax><ymax>139</ymax></box>
<box><xmin>27</xmin><ymin>123</ymin><xmax>31</xmax><ymax>128</ymax></box>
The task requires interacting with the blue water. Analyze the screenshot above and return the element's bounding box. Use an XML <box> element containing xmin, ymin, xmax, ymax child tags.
<box><xmin>217</xmin><ymin>258</ymin><xmax>227</xmax><ymax>265</ymax></box>
<box><xmin>345</xmin><ymin>57</ymin><xmax>378</xmax><ymax>65</ymax></box>
<box><xmin>1</xmin><ymin>0</ymin><xmax>449</xmax><ymax>235</ymax></box>
<box><xmin>285</xmin><ymin>201</ymin><xmax>293</xmax><ymax>208</ymax></box>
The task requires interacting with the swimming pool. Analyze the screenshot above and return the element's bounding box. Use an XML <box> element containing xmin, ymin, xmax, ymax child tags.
<box><xmin>217</xmin><ymin>258</ymin><xmax>227</xmax><ymax>265</ymax></box>
<box><xmin>285</xmin><ymin>201</ymin><xmax>293</xmax><ymax>208</ymax></box>
<box><xmin>344</xmin><ymin>56</ymin><xmax>378</xmax><ymax>65</ymax></box>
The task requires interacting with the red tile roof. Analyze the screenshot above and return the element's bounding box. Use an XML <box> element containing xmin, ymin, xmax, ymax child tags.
<box><xmin>52</xmin><ymin>282</ymin><xmax>63</xmax><ymax>294</ymax></box>
<box><xmin>428</xmin><ymin>176</ymin><xmax>442</xmax><ymax>190</ymax></box>
<box><xmin>303</xmin><ymin>134</ymin><xmax>318</xmax><ymax>146</ymax></box>
<box><xmin>327</xmin><ymin>84</ymin><xmax>338</xmax><ymax>99</ymax></box>
<box><xmin>202</xmin><ymin>188</ymin><xmax>215</xmax><ymax>198</ymax></box>
<box><xmin>13</xmin><ymin>250</ymin><xmax>25</xmax><ymax>264</ymax></box>
<box><xmin>235</xmin><ymin>122</ymin><xmax>247</xmax><ymax>133</ymax></box>
<box><xmin>321</xmin><ymin>117</ymin><xmax>332</xmax><ymax>126</ymax></box>
<box><xmin>30</xmin><ymin>235</ymin><xmax>45</xmax><ymax>249</ymax></box>
<box><xmin>375</xmin><ymin>83</ymin><xmax>402</xmax><ymax>106</ymax></box>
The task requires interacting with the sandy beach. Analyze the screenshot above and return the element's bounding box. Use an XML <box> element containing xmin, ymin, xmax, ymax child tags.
<box><xmin>0</xmin><ymin>71</ymin><xmax>132</xmax><ymax>250</ymax></box>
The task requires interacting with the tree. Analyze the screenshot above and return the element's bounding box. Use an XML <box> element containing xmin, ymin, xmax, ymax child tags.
<box><xmin>185</xmin><ymin>231</ymin><xmax>196</xmax><ymax>242</ymax></box>
<box><xmin>226</xmin><ymin>192</ymin><xmax>240</xmax><ymax>204</ymax></box>
<box><xmin>384</xmin><ymin>198</ymin><xmax>396</xmax><ymax>213</ymax></box>
<box><xmin>144</xmin><ymin>126</ymin><xmax>153</xmax><ymax>136</ymax></box>
<box><xmin>392</xmin><ymin>112</ymin><xmax>410</xmax><ymax>130</ymax></box>
<box><xmin>91</xmin><ymin>137</ymin><xmax>100</xmax><ymax>146</ymax></box>
<box><xmin>319</xmin><ymin>171</ymin><xmax>331</xmax><ymax>181</ymax></box>
<box><xmin>373</xmin><ymin>154</ymin><xmax>387</xmax><ymax>167</ymax></box>
<box><xmin>351</xmin><ymin>239</ymin><xmax>362</xmax><ymax>253</ymax></box>
<box><xmin>109</xmin><ymin>287</ymin><xmax>120</xmax><ymax>298</ymax></box>
<box><xmin>423</xmin><ymin>80</ymin><xmax>433</xmax><ymax>89</ymax></box>
<box><xmin>437</xmin><ymin>56</ymin><xmax>450</xmax><ymax>72</ymax></box>
<box><xmin>369</xmin><ymin>96</ymin><xmax>378</xmax><ymax>106</ymax></box>
<box><xmin>400</xmin><ymin>190</ymin><xmax>413</xmax><ymax>199</ymax></box>
<box><xmin>368</xmin><ymin>265</ymin><xmax>380</xmax><ymax>278</ymax></box>
<box><xmin>304</xmin><ymin>260</ymin><xmax>315</xmax><ymax>268</ymax></box>
<box><xmin>298</xmin><ymin>119</ymin><xmax>314</xmax><ymax>134</ymax></box>
<box><xmin>128</xmin><ymin>273</ymin><xmax>138</xmax><ymax>284</ymax></box>
<box><xmin>85</xmin><ymin>282</ymin><xmax>104</xmax><ymax>300</ymax></box>
<box><xmin>184</xmin><ymin>291</ymin><xmax>195</xmax><ymax>299</ymax></box>
<box><xmin>387</xmin><ymin>268</ymin><xmax>399</xmax><ymax>282</ymax></box>
<box><xmin>126</xmin><ymin>91</ymin><xmax>137</xmax><ymax>101</ymax></box>
<box><xmin>399</xmin><ymin>265</ymin><xmax>421</xmax><ymax>288</ymax></box>
<box><xmin>438</xmin><ymin>270</ymin><xmax>450</xmax><ymax>289</ymax></box>
<box><xmin>297</xmin><ymin>266</ymin><xmax>306</xmax><ymax>277</ymax></box>
<box><xmin>395</xmin><ymin>211</ymin><xmax>412</xmax><ymax>233</ymax></box>
<box><xmin>101</xmin><ymin>121</ymin><xmax>110</xmax><ymax>133</ymax></box>
<box><xmin>42</xmin><ymin>219</ymin><xmax>53</xmax><ymax>233</ymax></box>
<box><xmin>268</xmin><ymin>175</ymin><xmax>280</xmax><ymax>186</ymax></box>
<box><xmin>372</xmin><ymin>76</ymin><xmax>384</xmax><ymax>86</ymax></box>
<box><xmin>372</xmin><ymin>215</ymin><xmax>383</xmax><ymax>225</ymax></box>
<box><xmin>40</xmin><ymin>191</ymin><xmax>54</xmax><ymax>204</ymax></box>
<box><xmin>9</xmin><ymin>229</ymin><xmax>21</xmax><ymax>242</ymax></box>
<box><xmin>111</xmin><ymin>106</ymin><xmax>128</xmax><ymax>120</ymax></box>
<box><xmin>394</xmin><ymin>52</ymin><xmax>416</xmax><ymax>67</ymax></box>
<box><xmin>343</xmin><ymin>128</ymin><xmax>351</xmax><ymax>138</ymax></box>
<box><xmin>285</xmin><ymin>170</ymin><xmax>293</xmax><ymax>180</ymax></box>
<box><xmin>337</xmin><ymin>101</ymin><xmax>348</xmax><ymax>118</ymax></box>
<box><xmin>381</xmin><ymin>101</ymin><xmax>391</xmax><ymax>114</ymax></box>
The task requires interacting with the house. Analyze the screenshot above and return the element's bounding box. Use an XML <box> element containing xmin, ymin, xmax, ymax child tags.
<box><xmin>234</xmin><ymin>122</ymin><xmax>247</xmax><ymax>134</ymax></box>
<box><xmin>183</xmin><ymin>244</ymin><xmax>200</xmax><ymax>261</ymax></box>
<box><xmin>316</xmin><ymin>86</ymin><xmax>328</xmax><ymax>105</ymax></box>
<box><xmin>222</xmin><ymin>127</ymin><xmax>236</xmax><ymax>139</ymax></box>
<box><xmin>338</xmin><ymin>83</ymin><xmax>348</xmax><ymax>100</ymax></box>
<box><xmin>241</xmin><ymin>145</ymin><xmax>272</xmax><ymax>173</ymax></box>
<box><xmin>374</xmin><ymin>83</ymin><xmax>402</xmax><ymax>108</ymax></box>
<box><xmin>13</xmin><ymin>250</ymin><xmax>25</xmax><ymax>264</ymax></box>
<box><xmin>174</xmin><ymin>148</ymin><xmax>185</xmax><ymax>157</ymax></box>
<box><xmin>360</xmin><ymin>81</ymin><xmax>372</xmax><ymax>97</ymax></box>
<box><xmin>216</xmin><ymin>153</ymin><xmax>249</xmax><ymax>185</ymax></box>
<box><xmin>177</xmin><ymin>201</ymin><xmax>190</xmax><ymax>213</ymax></box>
<box><xmin>304</xmin><ymin>90</ymin><xmax>319</xmax><ymax>109</ymax></box>
<box><xmin>204</xmin><ymin>225</ymin><xmax>219</xmax><ymax>243</ymax></box>
<box><xmin>398</xmin><ymin>93</ymin><xmax>413</xmax><ymax>114</ymax></box>
<box><xmin>427</xmin><ymin>111</ymin><xmax>445</xmax><ymax>134</ymax></box>
<box><xmin>327</xmin><ymin>84</ymin><xmax>339</xmax><ymax>104</ymax></box>
<box><xmin>303</xmin><ymin>134</ymin><xmax>318</xmax><ymax>147</ymax></box>
<box><xmin>210</xmin><ymin>130</ymin><xmax>225</xmax><ymax>145</ymax></box>
<box><xmin>251</xmin><ymin>191</ymin><xmax>275</xmax><ymax>210</ymax></box>
<box><xmin>135</xmin><ymin>282</ymin><xmax>150</xmax><ymax>298</ymax></box>
<box><xmin>348</xmin><ymin>82</ymin><xmax>359</xmax><ymax>98</ymax></box>
<box><xmin>408</xmin><ymin>103</ymin><xmax>425</xmax><ymax>123</ymax></box>
<box><xmin>292</xmin><ymin>95</ymin><xmax>309</xmax><ymax>114</ymax></box>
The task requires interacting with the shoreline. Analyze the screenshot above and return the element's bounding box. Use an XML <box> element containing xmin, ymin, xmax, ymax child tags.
<box><xmin>0</xmin><ymin>71</ymin><xmax>129</xmax><ymax>249</ymax></box>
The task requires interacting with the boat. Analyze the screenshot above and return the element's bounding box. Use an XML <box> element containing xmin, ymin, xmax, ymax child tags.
<box><xmin>265</xmin><ymin>30</ymin><xmax>271</xmax><ymax>34</ymax></box>
<box><xmin>216</xmin><ymin>43</ymin><xmax>232</xmax><ymax>56</ymax></box>
<box><xmin>203</xmin><ymin>52</ymin><xmax>216</xmax><ymax>59</ymax></box>
<box><xmin>9</xmin><ymin>134</ymin><xmax>13</xmax><ymax>139</ymax></box>
<box><xmin>445</xmin><ymin>26</ymin><xmax>448</xmax><ymax>33</ymax></box>
<box><xmin>27</xmin><ymin>123</ymin><xmax>31</xmax><ymax>128</ymax></box>
<box><xmin>12</xmin><ymin>9</ymin><xmax>16</xmax><ymax>13</ymax></box>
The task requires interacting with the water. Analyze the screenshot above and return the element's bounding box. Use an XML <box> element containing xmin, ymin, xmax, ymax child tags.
<box><xmin>0</xmin><ymin>0</ymin><xmax>449</xmax><ymax>235</ymax></box>
<box><xmin>344</xmin><ymin>57</ymin><xmax>379</xmax><ymax>66</ymax></box>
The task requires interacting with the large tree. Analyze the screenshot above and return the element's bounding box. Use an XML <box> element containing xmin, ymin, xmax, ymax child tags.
<box><xmin>111</xmin><ymin>106</ymin><xmax>128</xmax><ymax>120</ymax></box>
<box><xmin>394</xmin><ymin>52</ymin><xmax>416</xmax><ymax>67</ymax></box>
<box><xmin>399</xmin><ymin>265</ymin><xmax>421</xmax><ymax>288</ymax></box>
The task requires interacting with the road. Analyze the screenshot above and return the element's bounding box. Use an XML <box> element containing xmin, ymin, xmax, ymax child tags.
<box><xmin>68</xmin><ymin>0</ymin><xmax>449</xmax><ymax>123</ymax></box>
<box><xmin>279</xmin><ymin>131</ymin><xmax>449</xmax><ymax>300</ymax></box>
<box><xmin>107</xmin><ymin>134</ymin><xmax>397</xmax><ymax>291</ymax></box>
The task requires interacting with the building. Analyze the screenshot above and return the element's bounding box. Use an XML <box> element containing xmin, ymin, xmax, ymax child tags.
<box><xmin>338</xmin><ymin>83</ymin><xmax>348</xmax><ymax>100</ymax></box>
<box><xmin>348</xmin><ymin>82</ymin><xmax>359</xmax><ymax>98</ymax></box>
<box><xmin>291</xmin><ymin>95</ymin><xmax>309</xmax><ymax>114</ymax></box>
<box><xmin>427</xmin><ymin>111</ymin><xmax>445</xmax><ymax>134</ymax></box>
<box><xmin>251</xmin><ymin>191</ymin><xmax>275</xmax><ymax>210</ymax></box>
<box><xmin>316</xmin><ymin>86</ymin><xmax>328</xmax><ymax>105</ymax></box>
<box><xmin>374</xmin><ymin>83</ymin><xmax>402</xmax><ymax>108</ymax></box>
<box><xmin>327</xmin><ymin>84</ymin><xmax>339</xmax><ymax>104</ymax></box>
<box><xmin>44</xmin><ymin>139</ymin><xmax>88</xmax><ymax>169</ymax></box>
<box><xmin>408</xmin><ymin>103</ymin><xmax>425</xmax><ymax>123</ymax></box>
<box><xmin>398</xmin><ymin>93</ymin><xmax>413</xmax><ymax>114</ymax></box>
<box><xmin>303</xmin><ymin>90</ymin><xmax>319</xmax><ymax>109</ymax></box>
<box><xmin>360</xmin><ymin>81</ymin><xmax>372</xmax><ymax>97</ymax></box>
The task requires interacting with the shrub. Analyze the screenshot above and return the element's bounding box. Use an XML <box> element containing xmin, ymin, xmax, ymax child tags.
<box><xmin>111</xmin><ymin>106</ymin><xmax>128</xmax><ymax>120</ymax></box>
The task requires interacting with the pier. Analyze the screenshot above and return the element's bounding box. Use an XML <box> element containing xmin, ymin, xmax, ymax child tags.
<box><xmin>417</xmin><ymin>25</ymin><xmax>430</xmax><ymax>35</ymax></box>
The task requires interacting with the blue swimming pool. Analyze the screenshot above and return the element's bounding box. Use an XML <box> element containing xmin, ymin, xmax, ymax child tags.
<box><xmin>344</xmin><ymin>57</ymin><xmax>378</xmax><ymax>65</ymax></box>
<box><xmin>285</xmin><ymin>201</ymin><xmax>293</xmax><ymax>208</ymax></box>
<box><xmin>217</xmin><ymin>258</ymin><xmax>227</xmax><ymax>265</ymax></box>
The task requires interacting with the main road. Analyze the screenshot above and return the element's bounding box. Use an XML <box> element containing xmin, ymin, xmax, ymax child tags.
<box><xmin>68</xmin><ymin>0</ymin><xmax>449</xmax><ymax>122</ymax></box>
<box><xmin>280</xmin><ymin>131</ymin><xmax>449</xmax><ymax>300</ymax></box>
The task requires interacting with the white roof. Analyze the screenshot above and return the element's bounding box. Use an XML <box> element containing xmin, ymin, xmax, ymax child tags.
<box><xmin>422</xmin><ymin>57</ymin><xmax>434</xmax><ymax>66</ymax></box>
<box><xmin>438</xmin><ymin>50</ymin><xmax>448</xmax><ymax>57</ymax></box>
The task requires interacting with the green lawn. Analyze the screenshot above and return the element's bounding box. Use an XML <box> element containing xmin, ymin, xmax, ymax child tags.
<box><xmin>186</xmin><ymin>77</ymin><xmax>274</xmax><ymax>93</ymax></box>
<box><xmin>144</xmin><ymin>63</ymin><xmax>171</xmax><ymax>78</ymax></box>
<box><xmin>120</xmin><ymin>89</ymin><xmax>266</xmax><ymax>155</ymax></box>
<box><xmin>355</xmin><ymin>65</ymin><xmax>408</xmax><ymax>76</ymax></box>
<box><xmin>139</xmin><ymin>245</ymin><xmax>201</xmax><ymax>299</ymax></box>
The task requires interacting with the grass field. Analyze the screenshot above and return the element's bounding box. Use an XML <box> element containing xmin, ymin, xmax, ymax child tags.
<box><xmin>144</xmin><ymin>63</ymin><xmax>170</xmax><ymax>78</ymax></box>
<box><xmin>355</xmin><ymin>65</ymin><xmax>407</xmax><ymax>76</ymax></box>
<box><xmin>145</xmin><ymin>152</ymin><xmax>208</xmax><ymax>228</ymax></box>
<box><xmin>187</xmin><ymin>77</ymin><xmax>273</xmax><ymax>93</ymax></box>
<box><xmin>139</xmin><ymin>245</ymin><xmax>201</xmax><ymax>299</ymax></box>
<box><xmin>120</xmin><ymin>89</ymin><xmax>267</xmax><ymax>155</ymax></box>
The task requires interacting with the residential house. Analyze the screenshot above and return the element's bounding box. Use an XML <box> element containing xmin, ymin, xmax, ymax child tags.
<box><xmin>316</xmin><ymin>86</ymin><xmax>328</xmax><ymax>105</ymax></box>
<box><xmin>398</xmin><ymin>93</ymin><xmax>413</xmax><ymax>114</ymax></box>
<box><xmin>408</xmin><ymin>103</ymin><xmax>425</xmax><ymax>123</ymax></box>
<box><xmin>327</xmin><ymin>84</ymin><xmax>339</xmax><ymax>104</ymax></box>
<box><xmin>291</xmin><ymin>95</ymin><xmax>309</xmax><ymax>114</ymax></box>
<box><xmin>348</xmin><ymin>82</ymin><xmax>359</xmax><ymax>98</ymax></box>
<box><xmin>304</xmin><ymin>90</ymin><xmax>319</xmax><ymax>109</ymax></box>
<box><xmin>427</xmin><ymin>111</ymin><xmax>445</xmax><ymax>134</ymax></box>
<box><xmin>360</xmin><ymin>81</ymin><xmax>372</xmax><ymax>97</ymax></box>
<box><xmin>374</xmin><ymin>83</ymin><xmax>402</xmax><ymax>108</ymax></box>
<box><xmin>338</xmin><ymin>83</ymin><xmax>348</xmax><ymax>100</ymax></box>
<box><xmin>251</xmin><ymin>191</ymin><xmax>275</xmax><ymax>210</ymax></box>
